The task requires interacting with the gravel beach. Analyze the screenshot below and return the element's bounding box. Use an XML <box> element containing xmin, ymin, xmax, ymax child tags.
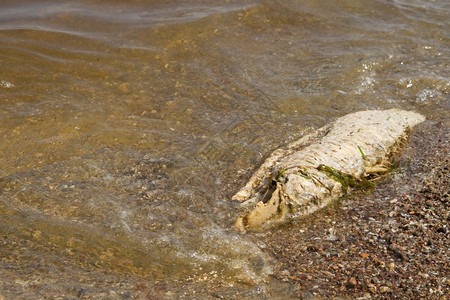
<box><xmin>0</xmin><ymin>117</ymin><xmax>447</xmax><ymax>300</ymax></box>
<box><xmin>260</xmin><ymin>117</ymin><xmax>449</xmax><ymax>299</ymax></box>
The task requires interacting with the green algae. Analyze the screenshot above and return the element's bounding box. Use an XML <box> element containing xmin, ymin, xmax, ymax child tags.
<box><xmin>317</xmin><ymin>164</ymin><xmax>373</xmax><ymax>193</ymax></box>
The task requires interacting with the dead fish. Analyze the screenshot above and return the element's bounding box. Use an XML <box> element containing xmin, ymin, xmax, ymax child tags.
<box><xmin>233</xmin><ymin>109</ymin><xmax>425</xmax><ymax>233</ymax></box>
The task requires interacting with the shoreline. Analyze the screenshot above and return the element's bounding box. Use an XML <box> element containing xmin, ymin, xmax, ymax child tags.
<box><xmin>0</xmin><ymin>117</ymin><xmax>447</xmax><ymax>299</ymax></box>
<box><xmin>260</xmin><ymin>117</ymin><xmax>449</xmax><ymax>299</ymax></box>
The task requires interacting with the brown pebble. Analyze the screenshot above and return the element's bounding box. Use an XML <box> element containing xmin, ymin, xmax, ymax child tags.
<box><xmin>348</xmin><ymin>277</ymin><xmax>357</xmax><ymax>286</ymax></box>
<box><xmin>360</xmin><ymin>252</ymin><xmax>370</xmax><ymax>259</ymax></box>
<box><xmin>388</xmin><ymin>262</ymin><xmax>395</xmax><ymax>272</ymax></box>
<box><xmin>135</xmin><ymin>283</ymin><xmax>147</xmax><ymax>292</ymax></box>
<box><xmin>367</xmin><ymin>283</ymin><xmax>377</xmax><ymax>293</ymax></box>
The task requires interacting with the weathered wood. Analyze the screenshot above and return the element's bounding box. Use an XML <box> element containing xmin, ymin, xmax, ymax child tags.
<box><xmin>233</xmin><ymin>109</ymin><xmax>425</xmax><ymax>233</ymax></box>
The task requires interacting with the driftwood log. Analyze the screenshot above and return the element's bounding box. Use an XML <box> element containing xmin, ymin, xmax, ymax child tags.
<box><xmin>233</xmin><ymin>109</ymin><xmax>425</xmax><ymax>233</ymax></box>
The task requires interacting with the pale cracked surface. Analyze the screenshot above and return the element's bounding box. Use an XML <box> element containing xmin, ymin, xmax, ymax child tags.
<box><xmin>233</xmin><ymin>109</ymin><xmax>425</xmax><ymax>233</ymax></box>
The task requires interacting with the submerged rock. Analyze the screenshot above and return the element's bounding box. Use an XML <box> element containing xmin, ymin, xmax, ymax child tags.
<box><xmin>233</xmin><ymin>109</ymin><xmax>425</xmax><ymax>233</ymax></box>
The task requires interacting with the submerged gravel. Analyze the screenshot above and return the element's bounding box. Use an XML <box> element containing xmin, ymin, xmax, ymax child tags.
<box><xmin>0</xmin><ymin>118</ymin><xmax>447</xmax><ymax>299</ymax></box>
<box><xmin>261</xmin><ymin>118</ymin><xmax>449</xmax><ymax>299</ymax></box>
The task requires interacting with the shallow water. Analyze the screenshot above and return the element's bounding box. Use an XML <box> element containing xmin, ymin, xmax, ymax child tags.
<box><xmin>0</xmin><ymin>0</ymin><xmax>448</xmax><ymax>297</ymax></box>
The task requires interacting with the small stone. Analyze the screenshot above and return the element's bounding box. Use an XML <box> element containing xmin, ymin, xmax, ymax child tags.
<box><xmin>135</xmin><ymin>283</ymin><xmax>147</xmax><ymax>292</ymax></box>
<box><xmin>362</xmin><ymin>292</ymin><xmax>372</xmax><ymax>299</ymax></box>
<box><xmin>373</xmin><ymin>258</ymin><xmax>385</xmax><ymax>267</ymax></box>
<box><xmin>388</xmin><ymin>262</ymin><xmax>395</xmax><ymax>272</ymax></box>
<box><xmin>348</xmin><ymin>277</ymin><xmax>357</xmax><ymax>286</ymax></box>
<box><xmin>360</xmin><ymin>252</ymin><xmax>370</xmax><ymax>259</ymax></box>
<box><xmin>367</xmin><ymin>283</ymin><xmax>377</xmax><ymax>293</ymax></box>
<box><xmin>437</xmin><ymin>227</ymin><xmax>446</xmax><ymax>233</ymax></box>
<box><xmin>379</xmin><ymin>286</ymin><xmax>391</xmax><ymax>293</ymax></box>
<box><xmin>389</xmin><ymin>211</ymin><xmax>397</xmax><ymax>217</ymax></box>
<box><xmin>118</xmin><ymin>82</ymin><xmax>131</xmax><ymax>93</ymax></box>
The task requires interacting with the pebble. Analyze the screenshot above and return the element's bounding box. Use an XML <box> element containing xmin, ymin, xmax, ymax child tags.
<box><xmin>367</xmin><ymin>284</ymin><xmax>377</xmax><ymax>293</ymax></box>
<box><xmin>359</xmin><ymin>253</ymin><xmax>369</xmax><ymax>259</ymax></box>
<box><xmin>388</xmin><ymin>262</ymin><xmax>395</xmax><ymax>272</ymax></box>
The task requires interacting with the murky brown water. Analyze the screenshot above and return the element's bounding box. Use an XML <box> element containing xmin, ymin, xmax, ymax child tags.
<box><xmin>0</xmin><ymin>0</ymin><xmax>448</xmax><ymax>298</ymax></box>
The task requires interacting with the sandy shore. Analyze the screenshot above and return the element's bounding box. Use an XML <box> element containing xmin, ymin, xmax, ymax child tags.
<box><xmin>260</xmin><ymin>116</ymin><xmax>449</xmax><ymax>299</ymax></box>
